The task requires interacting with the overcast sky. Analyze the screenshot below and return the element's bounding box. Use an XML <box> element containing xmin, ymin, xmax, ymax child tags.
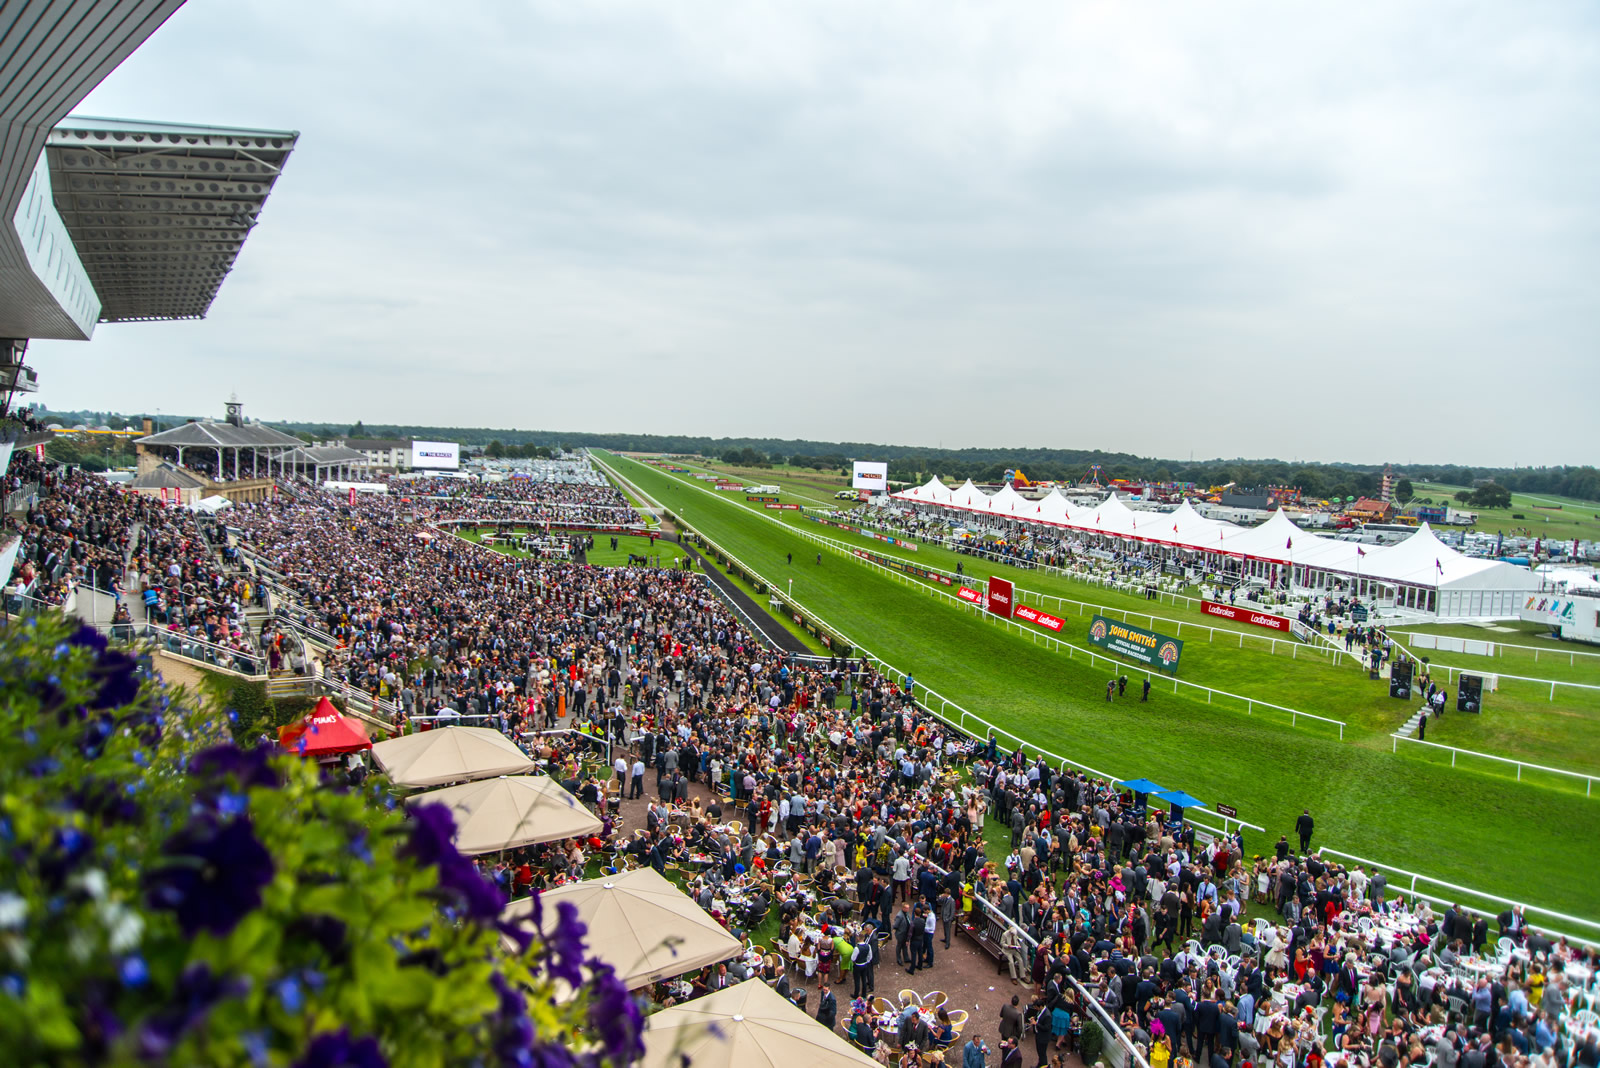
<box><xmin>31</xmin><ymin>1</ymin><xmax>1599</xmax><ymax>467</ymax></box>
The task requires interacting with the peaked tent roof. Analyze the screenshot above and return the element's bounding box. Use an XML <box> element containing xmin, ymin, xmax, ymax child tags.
<box><xmin>278</xmin><ymin>697</ymin><xmax>371</xmax><ymax>756</ymax></box>
<box><xmin>640</xmin><ymin>979</ymin><xmax>877</xmax><ymax>1068</ymax></box>
<box><xmin>1033</xmin><ymin>488</ymin><xmax>1072</xmax><ymax>524</ymax></box>
<box><xmin>950</xmin><ymin>479</ymin><xmax>986</xmax><ymax>510</ymax></box>
<box><xmin>987</xmin><ymin>484</ymin><xmax>1027</xmax><ymax>515</ymax></box>
<box><xmin>406</xmin><ymin>775</ymin><xmax>602</xmax><ymax>855</ymax></box>
<box><xmin>501</xmin><ymin>867</ymin><xmax>741</xmax><ymax>992</ymax></box>
<box><xmin>1363</xmin><ymin>523</ymin><xmax>1535</xmax><ymax>591</ymax></box>
<box><xmin>371</xmin><ymin>725</ymin><xmax>537</xmax><ymax>787</ymax></box>
<box><xmin>898</xmin><ymin>476</ymin><xmax>952</xmax><ymax>505</ymax></box>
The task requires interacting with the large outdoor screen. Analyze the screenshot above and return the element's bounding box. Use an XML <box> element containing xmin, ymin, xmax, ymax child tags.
<box><xmin>851</xmin><ymin>461</ymin><xmax>888</xmax><ymax>491</ymax></box>
<box><xmin>410</xmin><ymin>441</ymin><xmax>460</xmax><ymax>470</ymax></box>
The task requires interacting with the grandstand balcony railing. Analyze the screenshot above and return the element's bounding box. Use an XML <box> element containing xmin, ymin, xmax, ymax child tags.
<box><xmin>593</xmin><ymin>452</ymin><xmax>1600</xmax><ymax>945</ymax></box>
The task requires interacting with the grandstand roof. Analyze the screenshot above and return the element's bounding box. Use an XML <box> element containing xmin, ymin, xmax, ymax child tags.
<box><xmin>279</xmin><ymin>444</ymin><xmax>367</xmax><ymax>465</ymax></box>
<box><xmin>137</xmin><ymin>419</ymin><xmax>303</xmax><ymax>449</ymax></box>
<box><xmin>44</xmin><ymin>117</ymin><xmax>298</xmax><ymax>324</ymax></box>
<box><xmin>128</xmin><ymin>462</ymin><xmax>206</xmax><ymax>490</ymax></box>
<box><xmin>0</xmin><ymin>1</ymin><xmax>185</xmax><ymax>339</ymax></box>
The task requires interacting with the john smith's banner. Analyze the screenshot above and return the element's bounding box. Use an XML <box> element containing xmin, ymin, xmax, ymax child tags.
<box><xmin>1087</xmin><ymin>614</ymin><xmax>1184</xmax><ymax>674</ymax></box>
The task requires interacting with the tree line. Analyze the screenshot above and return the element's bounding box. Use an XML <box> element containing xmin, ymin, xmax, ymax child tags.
<box><xmin>28</xmin><ymin>407</ymin><xmax>1599</xmax><ymax>504</ymax></box>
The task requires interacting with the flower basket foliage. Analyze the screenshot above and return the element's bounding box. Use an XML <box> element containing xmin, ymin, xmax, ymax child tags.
<box><xmin>0</xmin><ymin>616</ymin><xmax>642</xmax><ymax>1067</ymax></box>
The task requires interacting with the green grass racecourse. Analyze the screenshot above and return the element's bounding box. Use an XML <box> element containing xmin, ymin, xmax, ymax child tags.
<box><xmin>597</xmin><ymin>451</ymin><xmax>1600</xmax><ymax>925</ymax></box>
<box><xmin>627</xmin><ymin>455</ymin><xmax>1600</xmax><ymax>776</ymax></box>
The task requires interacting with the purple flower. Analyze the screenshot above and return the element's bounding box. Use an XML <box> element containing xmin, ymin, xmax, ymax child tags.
<box><xmin>399</xmin><ymin>804</ymin><xmax>457</xmax><ymax>868</ymax></box>
<box><xmin>286</xmin><ymin>915</ymin><xmax>349</xmax><ymax>964</ymax></box>
<box><xmin>546</xmin><ymin>901</ymin><xmax>587</xmax><ymax>988</ymax></box>
<box><xmin>138</xmin><ymin>964</ymin><xmax>245</xmax><ymax>1058</ymax></box>
<box><xmin>402</xmin><ymin>804</ymin><xmax>505</xmax><ymax>922</ymax></box>
<box><xmin>145</xmin><ymin>817</ymin><xmax>275</xmax><ymax>936</ymax></box>
<box><xmin>292</xmin><ymin>1030</ymin><xmax>387</xmax><ymax>1068</ymax></box>
<box><xmin>68</xmin><ymin>625</ymin><xmax>108</xmax><ymax>653</ymax></box>
<box><xmin>90</xmin><ymin>649</ymin><xmax>141</xmax><ymax>710</ymax></box>
<box><xmin>188</xmin><ymin>744</ymin><xmax>281</xmax><ymax>791</ymax></box>
<box><xmin>439</xmin><ymin>856</ymin><xmax>506</xmax><ymax>922</ymax></box>
<box><xmin>587</xmin><ymin>962</ymin><xmax>644</xmax><ymax>1064</ymax></box>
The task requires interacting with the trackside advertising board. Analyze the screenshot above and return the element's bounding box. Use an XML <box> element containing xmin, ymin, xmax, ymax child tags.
<box><xmin>851</xmin><ymin>549</ymin><xmax>951</xmax><ymax>585</ymax></box>
<box><xmin>986</xmin><ymin>576</ymin><xmax>1014</xmax><ymax>619</ymax></box>
<box><xmin>1088</xmin><ymin>614</ymin><xmax>1184</xmax><ymax>674</ymax></box>
<box><xmin>1014</xmin><ymin>604</ymin><xmax>1065</xmax><ymax>632</ymax></box>
<box><xmin>851</xmin><ymin>461</ymin><xmax>889</xmax><ymax>491</ymax></box>
<box><xmin>1201</xmin><ymin>600</ymin><xmax>1292</xmax><ymax>633</ymax></box>
<box><xmin>410</xmin><ymin>441</ymin><xmax>460</xmax><ymax>470</ymax></box>
<box><xmin>957</xmin><ymin>586</ymin><xmax>982</xmax><ymax>604</ymax></box>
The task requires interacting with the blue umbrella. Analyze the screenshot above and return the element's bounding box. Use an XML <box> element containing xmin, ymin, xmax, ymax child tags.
<box><xmin>1117</xmin><ymin>778</ymin><xmax>1166</xmax><ymax>794</ymax></box>
<box><xmin>1153</xmin><ymin>788</ymin><xmax>1206</xmax><ymax>810</ymax></box>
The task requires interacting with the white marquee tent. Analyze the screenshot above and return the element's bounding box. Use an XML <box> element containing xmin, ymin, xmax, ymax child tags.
<box><xmin>892</xmin><ymin>482</ymin><xmax>1539</xmax><ymax>618</ymax></box>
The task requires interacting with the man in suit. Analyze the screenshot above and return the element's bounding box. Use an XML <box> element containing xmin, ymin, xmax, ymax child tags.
<box><xmin>1196</xmin><ymin>991</ymin><xmax>1221</xmax><ymax>1062</ymax></box>
<box><xmin>1497</xmin><ymin>905</ymin><xmax>1528</xmax><ymax>944</ymax></box>
<box><xmin>1369</xmin><ymin>869</ymin><xmax>1388</xmax><ymax>911</ymax></box>
<box><xmin>815</xmin><ymin>982</ymin><xmax>838</xmax><ymax>1031</ymax></box>
<box><xmin>999</xmin><ymin>995</ymin><xmax>1024</xmax><ymax>1044</ymax></box>
<box><xmin>894</xmin><ymin>903</ymin><xmax>914</xmax><ymax>967</ymax></box>
<box><xmin>1295</xmin><ymin>810</ymin><xmax>1314</xmax><ymax>853</ymax></box>
<box><xmin>851</xmin><ymin>935</ymin><xmax>876</xmax><ymax>997</ymax></box>
<box><xmin>1470</xmin><ymin>914</ymin><xmax>1489</xmax><ymax>955</ymax></box>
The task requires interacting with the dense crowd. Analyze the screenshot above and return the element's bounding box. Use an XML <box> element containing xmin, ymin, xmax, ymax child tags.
<box><xmin>10</xmin><ymin>449</ymin><xmax>1594</xmax><ymax>1068</ymax></box>
<box><xmin>0</xmin><ymin>456</ymin><xmax>268</xmax><ymax>669</ymax></box>
<box><xmin>392</xmin><ymin>465</ymin><xmax>641</xmax><ymax>526</ymax></box>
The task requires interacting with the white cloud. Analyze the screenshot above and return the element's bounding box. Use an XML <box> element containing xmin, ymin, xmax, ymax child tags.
<box><xmin>30</xmin><ymin>0</ymin><xmax>1599</xmax><ymax>465</ymax></box>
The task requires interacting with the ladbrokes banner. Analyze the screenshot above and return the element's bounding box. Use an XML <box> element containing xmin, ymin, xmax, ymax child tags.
<box><xmin>986</xmin><ymin>576</ymin><xmax>1014</xmax><ymax>619</ymax></box>
<box><xmin>1201</xmin><ymin>600</ymin><xmax>1291</xmax><ymax>633</ymax></box>
<box><xmin>1014</xmin><ymin>604</ymin><xmax>1065</xmax><ymax>632</ymax></box>
<box><xmin>1087</xmin><ymin>614</ymin><xmax>1184</xmax><ymax>674</ymax></box>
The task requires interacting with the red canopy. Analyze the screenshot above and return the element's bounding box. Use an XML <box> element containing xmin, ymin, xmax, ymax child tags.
<box><xmin>279</xmin><ymin>697</ymin><xmax>372</xmax><ymax>757</ymax></box>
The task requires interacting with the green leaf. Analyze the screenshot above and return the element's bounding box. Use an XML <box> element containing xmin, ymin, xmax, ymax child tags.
<box><xmin>369</xmin><ymin>965</ymin><xmax>434</xmax><ymax>1011</ymax></box>
<box><xmin>25</xmin><ymin>981</ymin><xmax>80</xmax><ymax>1052</ymax></box>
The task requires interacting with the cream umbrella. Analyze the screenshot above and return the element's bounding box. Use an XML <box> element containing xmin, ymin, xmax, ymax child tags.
<box><xmin>406</xmin><ymin>775</ymin><xmax>602</xmax><ymax>855</ymax></box>
<box><xmin>501</xmin><ymin>868</ymin><xmax>741</xmax><ymax>990</ymax></box>
<box><xmin>371</xmin><ymin>726</ymin><xmax>536</xmax><ymax>787</ymax></box>
<box><xmin>641</xmin><ymin>980</ymin><xmax>877</xmax><ymax>1068</ymax></box>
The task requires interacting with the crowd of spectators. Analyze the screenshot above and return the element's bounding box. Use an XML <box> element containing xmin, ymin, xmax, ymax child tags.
<box><xmin>14</xmin><ymin>451</ymin><xmax>1592</xmax><ymax>1068</ymax></box>
<box><xmin>1</xmin><ymin>455</ymin><xmax>260</xmax><ymax>666</ymax></box>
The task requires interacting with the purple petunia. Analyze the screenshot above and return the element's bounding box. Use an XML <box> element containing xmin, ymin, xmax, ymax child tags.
<box><xmin>545</xmin><ymin>901</ymin><xmax>588</xmax><ymax>989</ymax></box>
<box><xmin>145</xmin><ymin>817</ymin><xmax>275</xmax><ymax>936</ymax></box>
<box><xmin>293</xmin><ymin>1030</ymin><xmax>388</xmax><ymax>1068</ymax></box>
<box><xmin>137</xmin><ymin>963</ymin><xmax>246</xmax><ymax>1058</ymax></box>
<box><xmin>399</xmin><ymin>803</ymin><xmax>456</xmax><ymax>868</ymax></box>
<box><xmin>587</xmin><ymin>962</ymin><xmax>644</xmax><ymax>1064</ymax></box>
<box><xmin>401</xmin><ymin>804</ymin><xmax>506</xmax><ymax>922</ymax></box>
<box><xmin>188</xmin><ymin>744</ymin><xmax>281</xmax><ymax>791</ymax></box>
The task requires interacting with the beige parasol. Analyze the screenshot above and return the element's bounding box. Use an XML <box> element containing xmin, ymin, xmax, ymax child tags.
<box><xmin>406</xmin><ymin>775</ymin><xmax>601</xmax><ymax>855</ymax></box>
<box><xmin>640</xmin><ymin>979</ymin><xmax>878</xmax><ymax>1068</ymax></box>
<box><xmin>371</xmin><ymin>726</ymin><xmax>536</xmax><ymax>787</ymax></box>
<box><xmin>501</xmin><ymin>867</ymin><xmax>741</xmax><ymax>990</ymax></box>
